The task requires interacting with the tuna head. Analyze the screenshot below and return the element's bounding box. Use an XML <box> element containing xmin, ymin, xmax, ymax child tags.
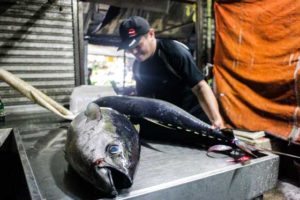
<box><xmin>65</xmin><ymin>103</ymin><xmax>140</xmax><ymax>196</ymax></box>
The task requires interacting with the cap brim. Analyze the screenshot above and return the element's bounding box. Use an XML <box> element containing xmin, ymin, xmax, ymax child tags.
<box><xmin>117</xmin><ymin>36</ymin><xmax>142</xmax><ymax>51</ymax></box>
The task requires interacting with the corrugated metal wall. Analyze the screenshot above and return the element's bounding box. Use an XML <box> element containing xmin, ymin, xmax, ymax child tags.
<box><xmin>0</xmin><ymin>0</ymin><xmax>77</xmax><ymax>110</ymax></box>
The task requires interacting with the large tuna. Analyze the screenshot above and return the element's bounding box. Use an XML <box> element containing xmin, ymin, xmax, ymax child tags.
<box><xmin>65</xmin><ymin>103</ymin><xmax>140</xmax><ymax>196</ymax></box>
<box><xmin>65</xmin><ymin>95</ymin><xmax>257</xmax><ymax>196</ymax></box>
<box><xmin>94</xmin><ymin>95</ymin><xmax>257</xmax><ymax>157</ymax></box>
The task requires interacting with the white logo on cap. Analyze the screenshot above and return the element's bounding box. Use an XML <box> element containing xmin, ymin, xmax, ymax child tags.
<box><xmin>129</xmin><ymin>39</ymin><xmax>136</xmax><ymax>47</ymax></box>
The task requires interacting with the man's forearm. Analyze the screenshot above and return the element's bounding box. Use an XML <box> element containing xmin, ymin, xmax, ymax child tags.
<box><xmin>192</xmin><ymin>80</ymin><xmax>224</xmax><ymax>128</ymax></box>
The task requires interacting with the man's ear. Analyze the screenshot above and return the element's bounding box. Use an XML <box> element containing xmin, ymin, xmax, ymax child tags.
<box><xmin>148</xmin><ymin>28</ymin><xmax>155</xmax><ymax>38</ymax></box>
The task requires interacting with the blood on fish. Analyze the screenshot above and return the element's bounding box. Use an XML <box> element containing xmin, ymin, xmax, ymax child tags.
<box><xmin>94</xmin><ymin>158</ymin><xmax>105</xmax><ymax>166</ymax></box>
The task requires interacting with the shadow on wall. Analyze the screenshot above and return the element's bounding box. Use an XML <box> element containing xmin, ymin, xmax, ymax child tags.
<box><xmin>0</xmin><ymin>1</ymin><xmax>55</xmax><ymax>56</ymax></box>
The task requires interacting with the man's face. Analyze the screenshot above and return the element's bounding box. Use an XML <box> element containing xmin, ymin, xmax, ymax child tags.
<box><xmin>126</xmin><ymin>31</ymin><xmax>155</xmax><ymax>62</ymax></box>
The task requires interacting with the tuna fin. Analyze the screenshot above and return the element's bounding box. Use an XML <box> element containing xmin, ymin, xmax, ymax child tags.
<box><xmin>221</xmin><ymin>128</ymin><xmax>257</xmax><ymax>157</ymax></box>
<box><xmin>220</xmin><ymin>128</ymin><xmax>235</xmax><ymax>140</ymax></box>
<box><xmin>85</xmin><ymin>103</ymin><xmax>102</xmax><ymax>120</ymax></box>
<box><xmin>140</xmin><ymin>139</ymin><xmax>164</xmax><ymax>152</ymax></box>
<box><xmin>233</xmin><ymin>139</ymin><xmax>258</xmax><ymax>158</ymax></box>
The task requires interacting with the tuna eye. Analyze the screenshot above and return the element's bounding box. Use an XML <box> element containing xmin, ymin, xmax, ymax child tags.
<box><xmin>107</xmin><ymin>144</ymin><xmax>121</xmax><ymax>155</ymax></box>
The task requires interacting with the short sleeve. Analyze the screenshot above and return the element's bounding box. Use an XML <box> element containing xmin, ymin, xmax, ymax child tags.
<box><xmin>160</xmin><ymin>40</ymin><xmax>204</xmax><ymax>88</ymax></box>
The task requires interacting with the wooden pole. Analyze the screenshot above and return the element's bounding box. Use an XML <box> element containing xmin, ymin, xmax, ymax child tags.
<box><xmin>0</xmin><ymin>69</ymin><xmax>75</xmax><ymax>120</ymax></box>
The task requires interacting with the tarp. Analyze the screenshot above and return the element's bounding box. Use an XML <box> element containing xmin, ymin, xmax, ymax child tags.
<box><xmin>213</xmin><ymin>0</ymin><xmax>300</xmax><ymax>144</ymax></box>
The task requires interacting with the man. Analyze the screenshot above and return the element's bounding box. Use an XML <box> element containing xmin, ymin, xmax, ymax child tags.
<box><xmin>118</xmin><ymin>16</ymin><xmax>224</xmax><ymax>129</ymax></box>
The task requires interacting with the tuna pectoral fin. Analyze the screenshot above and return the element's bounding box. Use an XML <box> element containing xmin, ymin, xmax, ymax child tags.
<box><xmin>140</xmin><ymin>139</ymin><xmax>163</xmax><ymax>152</ymax></box>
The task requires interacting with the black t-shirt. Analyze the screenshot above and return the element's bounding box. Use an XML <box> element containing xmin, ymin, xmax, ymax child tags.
<box><xmin>133</xmin><ymin>39</ymin><xmax>204</xmax><ymax>112</ymax></box>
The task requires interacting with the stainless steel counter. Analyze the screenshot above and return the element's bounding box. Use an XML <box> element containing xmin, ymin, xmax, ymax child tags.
<box><xmin>0</xmin><ymin>111</ymin><xmax>279</xmax><ymax>200</ymax></box>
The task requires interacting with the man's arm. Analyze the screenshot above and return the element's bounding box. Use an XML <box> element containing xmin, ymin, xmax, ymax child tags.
<box><xmin>192</xmin><ymin>80</ymin><xmax>224</xmax><ymax>129</ymax></box>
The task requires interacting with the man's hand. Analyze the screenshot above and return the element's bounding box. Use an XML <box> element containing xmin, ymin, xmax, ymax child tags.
<box><xmin>211</xmin><ymin>118</ymin><xmax>225</xmax><ymax>129</ymax></box>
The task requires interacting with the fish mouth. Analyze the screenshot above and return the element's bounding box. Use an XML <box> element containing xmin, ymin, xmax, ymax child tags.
<box><xmin>95</xmin><ymin>167</ymin><xmax>132</xmax><ymax>196</ymax></box>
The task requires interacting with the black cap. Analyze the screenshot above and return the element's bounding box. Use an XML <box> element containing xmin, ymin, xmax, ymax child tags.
<box><xmin>118</xmin><ymin>16</ymin><xmax>150</xmax><ymax>50</ymax></box>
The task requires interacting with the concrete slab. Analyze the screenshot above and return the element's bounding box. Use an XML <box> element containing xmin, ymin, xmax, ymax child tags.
<box><xmin>0</xmin><ymin>112</ymin><xmax>279</xmax><ymax>200</ymax></box>
<box><xmin>23</xmin><ymin>128</ymin><xmax>278</xmax><ymax>200</ymax></box>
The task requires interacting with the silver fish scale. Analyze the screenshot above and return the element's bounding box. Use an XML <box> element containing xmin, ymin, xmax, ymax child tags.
<box><xmin>65</xmin><ymin>106</ymin><xmax>140</xmax><ymax>194</ymax></box>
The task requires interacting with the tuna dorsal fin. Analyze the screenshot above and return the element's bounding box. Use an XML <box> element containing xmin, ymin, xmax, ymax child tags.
<box><xmin>85</xmin><ymin>103</ymin><xmax>102</xmax><ymax>120</ymax></box>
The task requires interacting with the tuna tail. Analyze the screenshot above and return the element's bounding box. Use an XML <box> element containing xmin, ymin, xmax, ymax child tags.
<box><xmin>217</xmin><ymin>128</ymin><xmax>258</xmax><ymax>158</ymax></box>
<box><xmin>212</xmin><ymin>129</ymin><xmax>300</xmax><ymax>159</ymax></box>
<box><xmin>232</xmin><ymin>139</ymin><xmax>258</xmax><ymax>158</ymax></box>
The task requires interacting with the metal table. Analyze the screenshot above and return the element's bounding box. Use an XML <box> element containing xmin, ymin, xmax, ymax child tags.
<box><xmin>0</xmin><ymin>111</ymin><xmax>279</xmax><ymax>200</ymax></box>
